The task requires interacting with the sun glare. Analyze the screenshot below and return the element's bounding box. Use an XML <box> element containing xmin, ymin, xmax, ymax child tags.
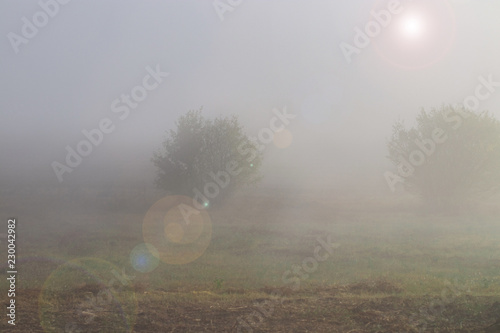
<box><xmin>402</xmin><ymin>16</ymin><xmax>423</xmax><ymax>38</ymax></box>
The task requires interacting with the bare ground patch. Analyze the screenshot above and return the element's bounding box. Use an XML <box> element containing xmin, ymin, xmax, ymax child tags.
<box><xmin>3</xmin><ymin>286</ymin><xmax>500</xmax><ymax>332</ymax></box>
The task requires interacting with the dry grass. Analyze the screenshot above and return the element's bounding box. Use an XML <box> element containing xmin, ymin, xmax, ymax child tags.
<box><xmin>2</xmin><ymin>187</ymin><xmax>500</xmax><ymax>331</ymax></box>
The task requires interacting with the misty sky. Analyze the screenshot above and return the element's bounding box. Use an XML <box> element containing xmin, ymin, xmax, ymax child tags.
<box><xmin>1</xmin><ymin>0</ymin><xmax>500</xmax><ymax>193</ymax></box>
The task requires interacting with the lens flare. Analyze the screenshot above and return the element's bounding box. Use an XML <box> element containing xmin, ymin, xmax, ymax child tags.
<box><xmin>39</xmin><ymin>258</ymin><xmax>137</xmax><ymax>332</ymax></box>
<box><xmin>142</xmin><ymin>195</ymin><xmax>212</xmax><ymax>265</ymax></box>
<box><xmin>273</xmin><ymin>129</ymin><xmax>293</xmax><ymax>149</ymax></box>
<box><xmin>130</xmin><ymin>243</ymin><xmax>160</xmax><ymax>273</ymax></box>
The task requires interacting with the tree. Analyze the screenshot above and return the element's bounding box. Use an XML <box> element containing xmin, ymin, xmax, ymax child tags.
<box><xmin>152</xmin><ymin>108</ymin><xmax>263</xmax><ymax>207</ymax></box>
<box><xmin>386</xmin><ymin>105</ymin><xmax>500</xmax><ymax>210</ymax></box>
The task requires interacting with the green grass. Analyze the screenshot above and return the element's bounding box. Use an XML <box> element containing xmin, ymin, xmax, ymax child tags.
<box><xmin>5</xmin><ymin>193</ymin><xmax>500</xmax><ymax>301</ymax></box>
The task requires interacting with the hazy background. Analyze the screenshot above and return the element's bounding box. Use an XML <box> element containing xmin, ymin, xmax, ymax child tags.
<box><xmin>2</xmin><ymin>0</ymin><xmax>500</xmax><ymax>197</ymax></box>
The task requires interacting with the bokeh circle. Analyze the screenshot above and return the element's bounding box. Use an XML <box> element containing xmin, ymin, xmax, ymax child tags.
<box><xmin>273</xmin><ymin>129</ymin><xmax>293</xmax><ymax>149</ymax></box>
<box><xmin>142</xmin><ymin>195</ymin><xmax>212</xmax><ymax>265</ymax></box>
<box><xmin>39</xmin><ymin>257</ymin><xmax>137</xmax><ymax>332</ymax></box>
<box><xmin>130</xmin><ymin>243</ymin><xmax>160</xmax><ymax>273</ymax></box>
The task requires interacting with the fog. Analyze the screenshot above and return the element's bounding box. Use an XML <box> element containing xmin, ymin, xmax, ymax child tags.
<box><xmin>1</xmin><ymin>0</ymin><xmax>498</xmax><ymax>197</ymax></box>
<box><xmin>4</xmin><ymin>1</ymin><xmax>500</xmax><ymax>331</ymax></box>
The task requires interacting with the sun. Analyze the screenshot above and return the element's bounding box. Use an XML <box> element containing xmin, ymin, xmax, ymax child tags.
<box><xmin>372</xmin><ymin>1</ymin><xmax>456</xmax><ymax>69</ymax></box>
<box><xmin>401</xmin><ymin>16</ymin><xmax>424</xmax><ymax>38</ymax></box>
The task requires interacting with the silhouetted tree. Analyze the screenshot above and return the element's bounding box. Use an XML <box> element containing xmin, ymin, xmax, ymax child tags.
<box><xmin>386</xmin><ymin>105</ymin><xmax>500</xmax><ymax>210</ymax></box>
<box><xmin>152</xmin><ymin>108</ymin><xmax>262</xmax><ymax>207</ymax></box>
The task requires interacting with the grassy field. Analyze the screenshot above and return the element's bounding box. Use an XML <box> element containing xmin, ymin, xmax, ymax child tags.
<box><xmin>1</xmin><ymin>187</ymin><xmax>500</xmax><ymax>332</ymax></box>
